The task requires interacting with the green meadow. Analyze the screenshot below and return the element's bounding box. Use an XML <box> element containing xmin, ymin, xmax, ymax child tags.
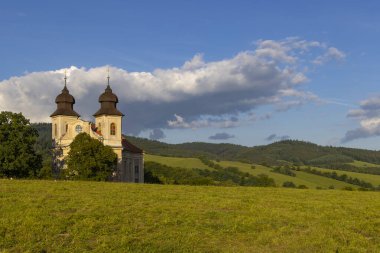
<box><xmin>1</xmin><ymin>180</ymin><xmax>380</xmax><ymax>252</ymax></box>
<box><xmin>214</xmin><ymin>160</ymin><xmax>355</xmax><ymax>189</ymax></box>
<box><xmin>145</xmin><ymin>154</ymin><xmax>369</xmax><ymax>189</ymax></box>
<box><xmin>305</xmin><ymin>166</ymin><xmax>380</xmax><ymax>187</ymax></box>
<box><xmin>349</xmin><ymin>160</ymin><xmax>380</xmax><ymax>168</ymax></box>
<box><xmin>145</xmin><ymin>154</ymin><xmax>213</xmax><ymax>170</ymax></box>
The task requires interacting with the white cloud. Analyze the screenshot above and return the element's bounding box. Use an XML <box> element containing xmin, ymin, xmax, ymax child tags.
<box><xmin>313</xmin><ymin>47</ymin><xmax>346</xmax><ymax>65</ymax></box>
<box><xmin>342</xmin><ymin>95</ymin><xmax>380</xmax><ymax>142</ymax></box>
<box><xmin>0</xmin><ymin>38</ymin><xmax>344</xmax><ymax>134</ymax></box>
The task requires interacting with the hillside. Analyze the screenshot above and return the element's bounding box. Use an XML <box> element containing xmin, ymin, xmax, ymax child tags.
<box><xmin>1</xmin><ymin>180</ymin><xmax>379</xmax><ymax>252</ymax></box>
<box><xmin>127</xmin><ymin>136</ymin><xmax>380</xmax><ymax>171</ymax></box>
<box><xmin>214</xmin><ymin>160</ymin><xmax>356</xmax><ymax>189</ymax></box>
<box><xmin>33</xmin><ymin>123</ymin><xmax>380</xmax><ymax>174</ymax></box>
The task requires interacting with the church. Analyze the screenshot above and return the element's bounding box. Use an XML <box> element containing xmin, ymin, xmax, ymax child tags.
<box><xmin>50</xmin><ymin>72</ymin><xmax>144</xmax><ymax>183</ymax></box>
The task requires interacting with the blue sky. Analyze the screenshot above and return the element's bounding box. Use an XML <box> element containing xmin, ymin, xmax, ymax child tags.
<box><xmin>1</xmin><ymin>0</ymin><xmax>380</xmax><ymax>149</ymax></box>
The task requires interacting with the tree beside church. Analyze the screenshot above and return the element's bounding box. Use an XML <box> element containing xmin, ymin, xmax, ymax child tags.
<box><xmin>0</xmin><ymin>111</ymin><xmax>42</xmax><ymax>178</ymax></box>
<box><xmin>66</xmin><ymin>133</ymin><xmax>117</xmax><ymax>181</ymax></box>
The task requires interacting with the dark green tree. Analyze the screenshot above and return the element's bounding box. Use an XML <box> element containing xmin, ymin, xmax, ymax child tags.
<box><xmin>66</xmin><ymin>133</ymin><xmax>117</xmax><ymax>181</ymax></box>
<box><xmin>282</xmin><ymin>181</ymin><xmax>296</xmax><ymax>188</ymax></box>
<box><xmin>0</xmin><ymin>111</ymin><xmax>42</xmax><ymax>178</ymax></box>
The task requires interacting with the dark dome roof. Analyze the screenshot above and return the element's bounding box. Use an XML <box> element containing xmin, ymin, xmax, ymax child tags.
<box><xmin>50</xmin><ymin>85</ymin><xmax>80</xmax><ymax>117</ymax></box>
<box><xmin>99</xmin><ymin>85</ymin><xmax>118</xmax><ymax>103</ymax></box>
<box><xmin>93</xmin><ymin>84</ymin><xmax>124</xmax><ymax>117</ymax></box>
<box><xmin>55</xmin><ymin>86</ymin><xmax>75</xmax><ymax>103</ymax></box>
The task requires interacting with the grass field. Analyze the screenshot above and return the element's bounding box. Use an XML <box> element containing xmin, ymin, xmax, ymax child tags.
<box><xmin>1</xmin><ymin>180</ymin><xmax>380</xmax><ymax>252</ymax></box>
<box><xmin>349</xmin><ymin>160</ymin><xmax>380</xmax><ymax>168</ymax></box>
<box><xmin>215</xmin><ymin>161</ymin><xmax>355</xmax><ymax>189</ymax></box>
<box><xmin>304</xmin><ymin>166</ymin><xmax>380</xmax><ymax>187</ymax></box>
<box><xmin>145</xmin><ymin>154</ymin><xmax>213</xmax><ymax>170</ymax></box>
<box><xmin>144</xmin><ymin>154</ymin><xmax>356</xmax><ymax>189</ymax></box>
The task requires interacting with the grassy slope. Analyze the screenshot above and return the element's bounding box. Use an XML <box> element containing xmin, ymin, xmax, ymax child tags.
<box><xmin>1</xmin><ymin>180</ymin><xmax>379</xmax><ymax>252</ymax></box>
<box><xmin>305</xmin><ymin>166</ymin><xmax>380</xmax><ymax>187</ymax></box>
<box><xmin>349</xmin><ymin>160</ymin><xmax>380</xmax><ymax>168</ymax></box>
<box><xmin>145</xmin><ymin>154</ymin><xmax>356</xmax><ymax>189</ymax></box>
<box><xmin>216</xmin><ymin>161</ymin><xmax>355</xmax><ymax>189</ymax></box>
<box><xmin>145</xmin><ymin>154</ymin><xmax>213</xmax><ymax>170</ymax></box>
<box><xmin>126</xmin><ymin>135</ymin><xmax>380</xmax><ymax>165</ymax></box>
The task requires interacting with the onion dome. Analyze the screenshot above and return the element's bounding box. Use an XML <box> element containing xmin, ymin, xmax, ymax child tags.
<box><xmin>55</xmin><ymin>86</ymin><xmax>75</xmax><ymax>103</ymax></box>
<box><xmin>50</xmin><ymin>85</ymin><xmax>80</xmax><ymax>117</ymax></box>
<box><xmin>99</xmin><ymin>85</ymin><xmax>118</xmax><ymax>103</ymax></box>
<box><xmin>93</xmin><ymin>84</ymin><xmax>124</xmax><ymax>117</ymax></box>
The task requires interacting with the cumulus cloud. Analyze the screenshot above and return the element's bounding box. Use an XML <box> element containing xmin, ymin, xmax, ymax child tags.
<box><xmin>149</xmin><ymin>128</ymin><xmax>166</xmax><ymax>140</ymax></box>
<box><xmin>265</xmin><ymin>134</ymin><xmax>290</xmax><ymax>141</ymax></box>
<box><xmin>209</xmin><ymin>132</ymin><xmax>235</xmax><ymax>140</ymax></box>
<box><xmin>313</xmin><ymin>47</ymin><xmax>346</xmax><ymax>65</ymax></box>
<box><xmin>342</xmin><ymin>95</ymin><xmax>380</xmax><ymax>142</ymax></box>
<box><xmin>0</xmin><ymin>38</ymin><xmax>344</xmax><ymax>134</ymax></box>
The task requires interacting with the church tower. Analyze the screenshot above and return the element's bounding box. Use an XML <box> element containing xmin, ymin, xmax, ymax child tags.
<box><xmin>50</xmin><ymin>72</ymin><xmax>80</xmax><ymax>173</ymax></box>
<box><xmin>50</xmin><ymin>72</ymin><xmax>80</xmax><ymax>150</ymax></box>
<box><xmin>93</xmin><ymin>71</ymin><xmax>124</xmax><ymax>159</ymax></box>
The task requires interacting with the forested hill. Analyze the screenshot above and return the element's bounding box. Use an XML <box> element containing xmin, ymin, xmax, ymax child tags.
<box><xmin>33</xmin><ymin>123</ymin><xmax>380</xmax><ymax>169</ymax></box>
<box><xmin>126</xmin><ymin>136</ymin><xmax>380</xmax><ymax>166</ymax></box>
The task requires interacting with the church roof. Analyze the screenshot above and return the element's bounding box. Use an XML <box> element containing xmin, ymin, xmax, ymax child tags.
<box><xmin>99</xmin><ymin>85</ymin><xmax>118</xmax><ymax>103</ymax></box>
<box><xmin>93</xmin><ymin>84</ymin><xmax>124</xmax><ymax>117</ymax></box>
<box><xmin>50</xmin><ymin>85</ymin><xmax>80</xmax><ymax>117</ymax></box>
<box><xmin>50</xmin><ymin>108</ymin><xmax>80</xmax><ymax>117</ymax></box>
<box><xmin>55</xmin><ymin>86</ymin><xmax>75</xmax><ymax>103</ymax></box>
<box><xmin>93</xmin><ymin>107</ymin><xmax>124</xmax><ymax>117</ymax></box>
<box><xmin>122</xmin><ymin>138</ymin><xmax>144</xmax><ymax>154</ymax></box>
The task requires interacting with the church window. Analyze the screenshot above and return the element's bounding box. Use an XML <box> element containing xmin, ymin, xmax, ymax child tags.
<box><xmin>75</xmin><ymin>125</ymin><xmax>82</xmax><ymax>133</ymax></box>
<box><xmin>110</xmin><ymin>123</ymin><xmax>116</xmax><ymax>135</ymax></box>
<box><xmin>54</xmin><ymin>124</ymin><xmax>57</xmax><ymax>136</ymax></box>
<box><xmin>65</xmin><ymin>124</ymin><xmax>68</xmax><ymax>133</ymax></box>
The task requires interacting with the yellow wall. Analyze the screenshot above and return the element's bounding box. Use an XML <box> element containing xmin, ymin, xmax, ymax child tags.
<box><xmin>52</xmin><ymin>115</ymin><xmax>122</xmax><ymax>160</ymax></box>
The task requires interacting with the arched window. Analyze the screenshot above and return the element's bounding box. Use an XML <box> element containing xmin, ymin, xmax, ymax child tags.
<box><xmin>110</xmin><ymin>123</ymin><xmax>116</xmax><ymax>135</ymax></box>
<box><xmin>54</xmin><ymin>124</ymin><xmax>57</xmax><ymax>136</ymax></box>
<box><xmin>65</xmin><ymin>124</ymin><xmax>68</xmax><ymax>133</ymax></box>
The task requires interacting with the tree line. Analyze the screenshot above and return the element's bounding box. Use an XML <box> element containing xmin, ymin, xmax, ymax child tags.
<box><xmin>298</xmin><ymin>167</ymin><xmax>379</xmax><ymax>190</ymax></box>
<box><xmin>145</xmin><ymin>157</ymin><xmax>276</xmax><ymax>187</ymax></box>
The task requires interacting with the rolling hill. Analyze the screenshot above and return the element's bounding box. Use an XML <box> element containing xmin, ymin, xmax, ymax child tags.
<box><xmin>33</xmin><ymin>123</ymin><xmax>380</xmax><ymax>188</ymax></box>
<box><xmin>34</xmin><ymin>123</ymin><xmax>380</xmax><ymax>169</ymax></box>
<box><xmin>126</xmin><ymin>136</ymin><xmax>380</xmax><ymax>170</ymax></box>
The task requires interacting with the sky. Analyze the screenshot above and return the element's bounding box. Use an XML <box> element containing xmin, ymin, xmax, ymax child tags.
<box><xmin>1</xmin><ymin>0</ymin><xmax>380</xmax><ymax>149</ymax></box>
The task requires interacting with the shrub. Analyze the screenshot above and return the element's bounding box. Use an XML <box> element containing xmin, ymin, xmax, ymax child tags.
<box><xmin>283</xmin><ymin>181</ymin><xmax>296</xmax><ymax>188</ymax></box>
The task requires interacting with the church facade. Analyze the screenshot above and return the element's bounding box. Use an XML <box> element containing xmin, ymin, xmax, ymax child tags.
<box><xmin>50</xmin><ymin>75</ymin><xmax>144</xmax><ymax>183</ymax></box>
